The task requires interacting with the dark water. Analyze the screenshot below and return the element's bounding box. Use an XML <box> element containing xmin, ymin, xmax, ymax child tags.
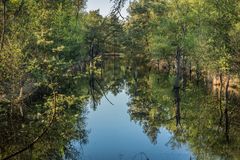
<box><xmin>1</xmin><ymin>58</ymin><xmax>240</xmax><ymax>160</ymax></box>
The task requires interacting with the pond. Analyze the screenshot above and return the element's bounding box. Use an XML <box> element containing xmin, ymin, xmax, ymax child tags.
<box><xmin>1</xmin><ymin>57</ymin><xmax>240</xmax><ymax>160</ymax></box>
<box><xmin>77</xmin><ymin>90</ymin><xmax>193</xmax><ymax>160</ymax></box>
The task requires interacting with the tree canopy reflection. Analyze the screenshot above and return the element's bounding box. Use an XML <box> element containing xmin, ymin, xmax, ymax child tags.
<box><xmin>1</xmin><ymin>57</ymin><xmax>240</xmax><ymax>159</ymax></box>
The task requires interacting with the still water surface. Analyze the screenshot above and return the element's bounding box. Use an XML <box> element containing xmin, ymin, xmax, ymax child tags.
<box><xmin>78</xmin><ymin>90</ymin><xmax>192</xmax><ymax>160</ymax></box>
<box><xmin>1</xmin><ymin>58</ymin><xmax>240</xmax><ymax>160</ymax></box>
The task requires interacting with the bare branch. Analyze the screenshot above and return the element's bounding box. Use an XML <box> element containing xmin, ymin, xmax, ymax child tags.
<box><xmin>110</xmin><ymin>0</ymin><xmax>127</xmax><ymax>19</ymax></box>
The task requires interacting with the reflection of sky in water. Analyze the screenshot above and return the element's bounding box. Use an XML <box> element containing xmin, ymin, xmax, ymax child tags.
<box><xmin>73</xmin><ymin>89</ymin><xmax>193</xmax><ymax>160</ymax></box>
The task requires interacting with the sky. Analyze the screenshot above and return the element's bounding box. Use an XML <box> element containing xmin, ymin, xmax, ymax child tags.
<box><xmin>86</xmin><ymin>0</ymin><xmax>130</xmax><ymax>18</ymax></box>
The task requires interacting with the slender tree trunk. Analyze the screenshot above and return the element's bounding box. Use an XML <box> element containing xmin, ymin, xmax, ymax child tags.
<box><xmin>189</xmin><ymin>62</ymin><xmax>192</xmax><ymax>81</ymax></box>
<box><xmin>18</xmin><ymin>86</ymin><xmax>23</xmax><ymax>116</ymax></box>
<box><xmin>1</xmin><ymin>0</ymin><xmax>7</xmax><ymax>50</ymax></box>
<box><xmin>175</xmin><ymin>87</ymin><xmax>181</xmax><ymax>126</ymax></box>
<box><xmin>113</xmin><ymin>55</ymin><xmax>116</xmax><ymax>80</ymax></box>
<box><xmin>196</xmin><ymin>63</ymin><xmax>201</xmax><ymax>86</ymax></box>
<box><xmin>89</xmin><ymin>64</ymin><xmax>96</xmax><ymax>109</ymax></box>
<box><xmin>174</xmin><ymin>47</ymin><xmax>181</xmax><ymax>89</ymax></box>
<box><xmin>220</xmin><ymin>73</ymin><xmax>223</xmax><ymax>88</ymax></box>
<box><xmin>182</xmin><ymin>58</ymin><xmax>187</xmax><ymax>91</ymax></box>
<box><xmin>219</xmin><ymin>73</ymin><xmax>223</xmax><ymax>126</ymax></box>
<box><xmin>225</xmin><ymin>75</ymin><xmax>230</xmax><ymax>143</ymax></box>
<box><xmin>133</xmin><ymin>70</ymin><xmax>138</xmax><ymax>96</ymax></box>
<box><xmin>174</xmin><ymin>47</ymin><xmax>181</xmax><ymax>126</ymax></box>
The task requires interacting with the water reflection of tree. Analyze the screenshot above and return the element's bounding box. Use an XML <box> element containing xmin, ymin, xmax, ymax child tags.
<box><xmin>179</xmin><ymin>86</ymin><xmax>240</xmax><ymax>159</ymax></box>
<box><xmin>126</xmin><ymin>57</ymin><xmax>163</xmax><ymax>144</ymax></box>
<box><xmin>100</xmin><ymin>57</ymin><xmax>125</xmax><ymax>96</ymax></box>
<box><xmin>81</xmin><ymin>57</ymin><xmax>240</xmax><ymax>159</ymax></box>
<box><xmin>87</xmin><ymin>58</ymin><xmax>126</xmax><ymax>110</ymax></box>
<box><xmin>0</xmin><ymin>67</ymin><xmax>95</xmax><ymax>160</ymax></box>
<box><xmin>126</xmin><ymin>64</ymin><xmax>240</xmax><ymax>159</ymax></box>
<box><xmin>0</xmin><ymin>94</ymin><xmax>88</xmax><ymax>160</ymax></box>
<box><xmin>2</xmin><ymin>57</ymin><xmax>239</xmax><ymax>159</ymax></box>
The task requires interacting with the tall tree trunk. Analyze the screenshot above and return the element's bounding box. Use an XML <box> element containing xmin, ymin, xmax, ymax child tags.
<box><xmin>196</xmin><ymin>63</ymin><xmax>200</xmax><ymax>86</ymax></box>
<box><xmin>89</xmin><ymin>64</ymin><xmax>96</xmax><ymax>110</ymax></box>
<box><xmin>219</xmin><ymin>73</ymin><xmax>223</xmax><ymax>126</ymax></box>
<box><xmin>133</xmin><ymin>70</ymin><xmax>138</xmax><ymax>96</ymax></box>
<box><xmin>174</xmin><ymin>47</ymin><xmax>181</xmax><ymax>126</ymax></box>
<box><xmin>225</xmin><ymin>75</ymin><xmax>230</xmax><ymax>143</ymax></box>
<box><xmin>174</xmin><ymin>47</ymin><xmax>181</xmax><ymax>89</ymax></box>
<box><xmin>182</xmin><ymin>58</ymin><xmax>187</xmax><ymax>91</ymax></box>
<box><xmin>113</xmin><ymin>55</ymin><xmax>116</xmax><ymax>80</ymax></box>
<box><xmin>18</xmin><ymin>87</ymin><xmax>24</xmax><ymax>116</ymax></box>
<box><xmin>1</xmin><ymin>0</ymin><xmax>7</xmax><ymax>50</ymax></box>
<box><xmin>189</xmin><ymin>62</ymin><xmax>192</xmax><ymax>81</ymax></box>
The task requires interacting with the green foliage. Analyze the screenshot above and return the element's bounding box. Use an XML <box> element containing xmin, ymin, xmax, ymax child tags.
<box><xmin>125</xmin><ymin>0</ymin><xmax>240</xmax><ymax>76</ymax></box>
<box><xmin>0</xmin><ymin>0</ymin><xmax>240</xmax><ymax>158</ymax></box>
